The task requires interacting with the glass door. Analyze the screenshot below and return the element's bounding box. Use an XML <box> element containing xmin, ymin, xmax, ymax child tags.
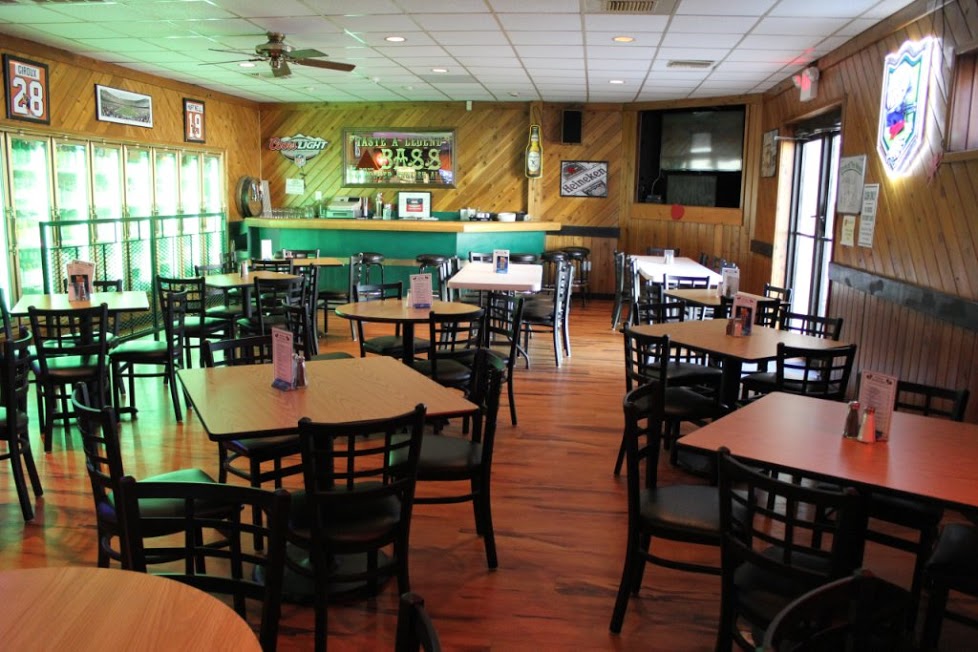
<box><xmin>54</xmin><ymin>140</ymin><xmax>93</xmax><ymax>273</ymax></box>
<box><xmin>93</xmin><ymin>144</ymin><xmax>125</xmax><ymax>284</ymax></box>
<box><xmin>0</xmin><ymin>134</ymin><xmax>10</xmax><ymax>303</ymax></box>
<box><xmin>785</xmin><ymin>129</ymin><xmax>841</xmax><ymax>317</ymax></box>
<box><xmin>125</xmin><ymin>147</ymin><xmax>153</xmax><ymax>293</ymax></box>
<box><xmin>6</xmin><ymin>135</ymin><xmax>52</xmax><ymax>294</ymax></box>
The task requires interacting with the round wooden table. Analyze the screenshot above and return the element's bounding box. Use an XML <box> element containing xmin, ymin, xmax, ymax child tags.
<box><xmin>335</xmin><ymin>299</ymin><xmax>482</xmax><ymax>362</ymax></box>
<box><xmin>0</xmin><ymin>566</ymin><xmax>261</xmax><ymax>651</ymax></box>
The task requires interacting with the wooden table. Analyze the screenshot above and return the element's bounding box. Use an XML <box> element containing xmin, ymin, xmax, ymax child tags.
<box><xmin>179</xmin><ymin>355</ymin><xmax>477</xmax><ymax>441</ymax></box>
<box><xmin>261</xmin><ymin>256</ymin><xmax>345</xmax><ymax>267</ymax></box>
<box><xmin>0</xmin><ymin>566</ymin><xmax>261</xmax><ymax>651</ymax></box>
<box><xmin>204</xmin><ymin>270</ymin><xmax>298</xmax><ymax>318</ymax></box>
<box><xmin>447</xmin><ymin>261</ymin><xmax>543</xmax><ymax>292</ymax></box>
<box><xmin>632</xmin><ymin>319</ymin><xmax>851</xmax><ymax>408</ymax></box>
<box><xmin>664</xmin><ymin>288</ymin><xmax>772</xmax><ymax>309</ymax></box>
<box><xmin>678</xmin><ymin>392</ymin><xmax>978</xmax><ymax>511</ymax></box>
<box><xmin>10</xmin><ymin>291</ymin><xmax>150</xmax><ymax>315</ymax></box>
<box><xmin>334</xmin><ymin>299</ymin><xmax>483</xmax><ymax>363</ymax></box>
<box><xmin>633</xmin><ymin>255</ymin><xmax>722</xmax><ymax>284</ymax></box>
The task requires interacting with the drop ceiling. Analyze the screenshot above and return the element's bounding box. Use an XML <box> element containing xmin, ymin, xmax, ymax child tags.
<box><xmin>0</xmin><ymin>0</ymin><xmax>917</xmax><ymax>104</ymax></box>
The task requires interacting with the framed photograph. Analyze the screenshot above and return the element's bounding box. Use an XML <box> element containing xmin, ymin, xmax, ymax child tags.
<box><xmin>761</xmin><ymin>129</ymin><xmax>778</xmax><ymax>177</ymax></box>
<box><xmin>3</xmin><ymin>54</ymin><xmax>51</xmax><ymax>124</ymax></box>
<box><xmin>397</xmin><ymin>191</ymin><xmax>432</xmax><ymax>219</ymax></box>
<box><xmin>342</xmin><ymin>128</ymin><xmax>456</xmax><ymax>188</ymax></box>
<box><xmin>94</xmin><ymin>84</ymin><xmax>153</xmax><ymax>128</ymax></box>
<box><xmin>183</xmin><ymin>98</ymin><xmax>205</xmax><ymax>143</ymax></box>
<box><xmin>560</xmin><ymin>160</ymin><xmax>608</xmax><ymax>197</ymax></box>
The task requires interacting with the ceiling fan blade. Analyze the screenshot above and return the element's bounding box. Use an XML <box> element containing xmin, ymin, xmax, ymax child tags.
<box><xmin>272</xmin><ymin>60</ymin><xmax>292</xmax><ymax>78</ymax></box>
<box><xmin>209</xmin><ymin>47</ymin><xmax>257</xmax><ymax>56</ymax></box>
<box><xmin>289</xmin><ymin>48</ymin><xmax>326</xmax><ymax>59</ymax></box>
<box><xmin>201</xmin><ymin>57</ymin><xmax>263</xmax><ymax>67</ymax></box>
<box><xmin>296</xmin><ymin>58</ymin><xmax>356</xmax><ymax>72</ymax></box>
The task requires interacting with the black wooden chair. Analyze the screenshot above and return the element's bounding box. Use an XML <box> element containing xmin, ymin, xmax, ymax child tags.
<box><xmin>195</xmin><ymin>263</ymin><xmax>245</xmax><ymax>322</ymax></box>
<box><xmin>157</xmin><ymin>275</ymin><xmax>232</xmax><ymax>368</ymax></box>
<box><xmin>250</xmin><ymin>258</ymin><xmax>294</xmax><ymax>273</ymax></box>
<box><xmin>110</xmin><ymin>290</ymin><xmax>187</xmax><ymax>422</ymax></box>
<box><xmin>72</xmin><ymin>383</ymin><xmax>225</xmax><ymax>567</ymax></box>
<box><xmin>480</xmin><ymin>292</ymin><xmax>525</xmax><ymax>425</ymax></box>
<box><xmin>609</xmin><ymin>381</ymin><xmax>723</xmax><ymax>634</ymax></box>
<box><xmin>28</xmin><ymin>302</ymin><xmax>110</xmax><ymax>452</ymax></box>
<box><xmin>201</xmin><ymin>336</ymin><xmax>301</xmax><ymax>550</ymax></box>
<box><xmin>414</xmin><ymin>353</ymin><xmax>503</xmax><ymax>568</ymax></box>
<box><xmin>289</xmin><ymin>404</ymin><xmax>427</xmax><ymax>651</ymax></box>
<box><xmin>761</xmin><ymin>570</ymin><xmax>914</xmax><ymax>652</ymax></box>
<box><xmin>353</xmin><ymin>281</ymin><xmax>431</xmax><ymax>360</ymax></box>
<box><xmin>1</xmin><ymin>329</ymin><xmax>43</xmax><ymax>521</ymax></box>
<box><xmin>411</xmin><ymin>308</ymin><xmax>484</xmax><ymax>392</ymax></box>
<box><xmin>395</xmin><ymin>592</ymin><xmax>443</xmax><ymax>652</ymax></box>
<box><xmin>522</xmin><ymin>259</ymin><xmax>573</xmax><ymax>367</ymax></box>
<box><xmin>715</xmin><ymin>448</ymin><xmax>869</xmax><ymax>651</ymax></box>
<box><xmin>118</xmin><ymin>476</ymin><xmax>290</xmax><ymax>652</ymax></box>
<box><xmin>921</xmin><ymin>518</ymin><xmax>978</xmax><ymax>649</ymax></box>
<box><xmin>611</xmin><ymin>251</ymin><xmax>634</xmax><ymax>330</ymax></box>
<box><xmin>237</xmin><ymin>275</ymin><xmax>304</xmax><ymax>337</ymax></box>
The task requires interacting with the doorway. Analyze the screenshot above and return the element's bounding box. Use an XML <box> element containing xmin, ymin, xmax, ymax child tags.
<box><xmin>785</xmin><ymin>114</ymin><xmax>842</xmax><ymax>317</ymax></box>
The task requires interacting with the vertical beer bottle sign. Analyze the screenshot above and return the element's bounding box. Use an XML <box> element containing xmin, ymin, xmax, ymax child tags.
<box><xmin>525</xmin><ymin>124</ymin><xmax>542</xmax><ymax>178</ymax></box>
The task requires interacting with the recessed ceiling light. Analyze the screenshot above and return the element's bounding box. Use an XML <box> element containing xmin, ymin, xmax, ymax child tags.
<box><xmin>610</xmin><ymin>79</ymin><xmax>625</xmax><ymax>84</ymax></box>
<box><xmin>385</xmin><ymin>36</ymin><xmax>406</xmax><ymax>43</ymax></box>
<box><xmin>613</xmin><ymin>36</ymin><xmax>635</xmax><ymax>43</ymax></box>
<box><xmin>238</xmin><ymin>62</ymin><xmax>256</xmax><ymax>68</ymax></box>
<box><xmin>509</xmin><ymin>92</ymin><xmax>520</xmax><ymax>97</ymax></box>
<box><xmin>431</xmin><ymin>67</ymin><xmax>449</xmax><ymax>73</ymax></box>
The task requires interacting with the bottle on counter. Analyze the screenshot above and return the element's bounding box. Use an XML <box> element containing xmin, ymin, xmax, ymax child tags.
<box><xmin>525</xmin><ymin>124</ymin><xmax>542</xmax><ymax>179</ymax></box>
<box><xmin>843</xmin><ymin>401</ymin><xmax>860</xmax><ymax>438</ymax></box>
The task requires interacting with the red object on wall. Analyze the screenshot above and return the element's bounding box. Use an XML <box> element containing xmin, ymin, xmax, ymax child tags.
<box><xmin>670</xmin><ymin>204</ymin><xmax>685</xmax><ymax>220</ymax></box>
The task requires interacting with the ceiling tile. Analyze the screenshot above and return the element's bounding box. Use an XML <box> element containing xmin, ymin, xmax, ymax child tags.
<box><xmin>487</xmin><ymin>0</ymin><xmax>579</xmax><ymax>11</ymax></box>
<box><xmin>753</xmin><ymin>16</ymin><xmax>852</xmax><ymax>36</ymax></box>
<box><xmin>659</xmin><ymin>32</ymin><xmax>744</xmax><ymax>48</ymax></box>
<box><xmin>496</xmin><ymin>14</ymin><xmax>581</xmax><ymax>31</ymax></box>
<box><xmin>769</xmin><ymin>0</ymin><xmax>879</xmax><ymax>18</ymax></box>
<box><xmin>675</xmin><ymin>0</ymin><xmax>777</xmax><ymax>16</ymax></box>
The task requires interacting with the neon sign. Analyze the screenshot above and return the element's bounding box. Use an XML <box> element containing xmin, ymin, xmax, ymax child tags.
<box><xmin>877</xmin><ymin>38</ymin><xmax>936</xmax><ymax>176</ymax></box>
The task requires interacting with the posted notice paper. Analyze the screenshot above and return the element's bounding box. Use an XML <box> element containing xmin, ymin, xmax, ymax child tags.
<box><xmin>858</xmin><ymin>183</ymin><xmax>880</xmax><ymax>248</ymax></box>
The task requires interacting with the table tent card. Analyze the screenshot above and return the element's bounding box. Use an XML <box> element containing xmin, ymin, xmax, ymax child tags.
<box><xmin>493</xmin><ymin>249</ymin><xmax>510</xmax><ymax>274</ymax></box>
<box><xmin>857</xmin><ymin>370</ymin><xmax>897</xmax><ymax>441</ymax></box>
<box><xmin>260</xmin><ymin>239</ymin><xmax>274</xmax><ymax>260</ymax></box>
<box><xmin>731</xmin><ymin>293</ymin><xmax>757</xmax><ymax>335</ymax></box>
<box><xmin>66</xmin><ymin>260</ymin><xmax>95</xmax><ymax>301</ymax></box>
<box><xmin>270</xmin><ymin>327</ymin><xmax>298</xmax><ymax>390</ymax></box>
<box><xmin>409</xmin><ymin>273</ymin><xmax>433</xmax><ymax>308</ymax></box>
<box><xmin>663</xmin><ymin>249</ymin><xmax>675</xmax><ymax>264</ymax></box>
<box><xmin>718</xmin><ymin>266</ymin><xmax>740</xmax><ymax>298</ymax></box>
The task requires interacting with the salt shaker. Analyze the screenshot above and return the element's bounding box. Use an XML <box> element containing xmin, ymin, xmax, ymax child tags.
<box><xmin>857</xmin><ymin>406</ymin><xmax>876</xmax><ymax>443</ymax></box>
<box><xmin>843</xmin><ymin>400</ymin><xmax>860</xmax><ymax>438</ymax></box>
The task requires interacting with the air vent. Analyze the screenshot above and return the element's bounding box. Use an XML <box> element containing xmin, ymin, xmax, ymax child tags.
<box><xmin>667</xmin><ymin>59</ymin><xmax>715</xmax><ymax>69</ymax></box>
<box><xmin>584</xmin><ymin>0</ymin><xmax>677</xmax><ymax>14</ymax></box>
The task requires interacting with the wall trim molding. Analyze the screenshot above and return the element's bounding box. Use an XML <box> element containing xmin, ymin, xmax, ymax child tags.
<box><xmin>829</xmin><ymin>262</ymin><xmax>978</xmax><ymax>333</ymax></box>
<box><xmin>556</xmin><ymin>225</ymin><xmax>619</xmax><ymax>238</ymax></box>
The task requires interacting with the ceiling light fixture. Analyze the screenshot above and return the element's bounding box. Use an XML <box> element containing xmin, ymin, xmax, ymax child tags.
<box><xmin>613</xmin><ymin>36</ymin><xmax>634</xmax><ymax>43</ymax></box>
<box><xmin>610</xmin><ymin>79</ymin><xmax>625</xmax><ymax>84</ymax></box>
<box><xmin>385</xmin><ymin>36</ymin><xmax>406</xmax><ymax>43</ymax></box>
<box><xmin>238</xmin><ymin>62</ymin><xmax>256</xmax><ymax>68</ymax></box>
<box><xmin>431</xmin><ymin>67</ymin><xmax>448</xmax><ymax>73</ymax></box>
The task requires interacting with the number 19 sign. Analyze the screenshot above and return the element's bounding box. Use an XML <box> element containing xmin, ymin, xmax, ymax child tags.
<box><xmin>3</xmin><ymin>54</ymin><xmax>51</xmax><ymax>124</ymax></box>
<box><xmin>183</xmin><ymin>98</ymin><xmax>206</xmax><ymax>143</ymax></box>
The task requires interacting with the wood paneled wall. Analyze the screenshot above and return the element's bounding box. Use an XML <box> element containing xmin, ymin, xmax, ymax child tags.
<box><xmin>0</xmin><ymin>34</ymin><xmax>261</xmax><ymax>220</ymax></box>
<box><xmin>758</xmin><ymin>0</ymin><xmax>978</xmax><ymax>420</ymax></box>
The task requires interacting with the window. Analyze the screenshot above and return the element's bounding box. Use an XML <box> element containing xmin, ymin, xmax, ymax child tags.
<box><xmin>947</xmin><ymin>48</ymin><xmax>978</xmax><ymax>152</ymax></box>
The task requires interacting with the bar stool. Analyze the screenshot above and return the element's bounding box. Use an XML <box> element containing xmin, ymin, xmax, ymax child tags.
<box><xmin>561</xmin><ymin>246</ymin><xmax>590</xmax><ymax>307</ymax></box>
<box><xmin>358</xmin><ymin>251</ymin><xmax>385</xmax><ymax>285</ymax></box>
<box><xmin>509</xmin><ymin>253</ymin><xmax>539</xmax><ymax>263</ymax></box>
<box><xmin>416</xmin><ymin>253</ymin><xmax>449</xmax><ymax>299</ymax></box>
<box><xmin>539</xmin><ymin>250</ymin><xmax>567</xmax><ymax>293</ymax></box>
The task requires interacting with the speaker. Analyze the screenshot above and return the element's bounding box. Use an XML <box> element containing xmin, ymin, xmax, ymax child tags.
<box><xmin>561</xmin><ymin>110</ymin><xmax>583</xmax><ymax>144</ymax></box>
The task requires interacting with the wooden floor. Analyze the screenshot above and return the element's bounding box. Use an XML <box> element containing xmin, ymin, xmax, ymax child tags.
<box><xmin>1</xmin><ymin>299</ymin><xmax>976</xmax><ymax>650</ymax></box>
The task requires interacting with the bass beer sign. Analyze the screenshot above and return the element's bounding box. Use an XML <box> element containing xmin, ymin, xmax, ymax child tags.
<box><xmin>877</xmin><ymin>38</ymin><xmax>935</xmax><ymax>176</ymax></box>
<box><xmin>268</xmin><ymin>134</ymin><xmax>329</xmax><ymax>168</ymax></box>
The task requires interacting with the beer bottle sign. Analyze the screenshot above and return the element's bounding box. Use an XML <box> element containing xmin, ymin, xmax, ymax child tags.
<box><xmin>525</xmin><ymin>124</ymin><xmax>542</xmax><ymax>178</ymax></box>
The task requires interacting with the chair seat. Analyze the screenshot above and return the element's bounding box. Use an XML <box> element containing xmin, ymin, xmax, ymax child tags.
<box><xmin>185</xmin><ymin>315</ymin><xmax>229</xmax><ymax>333</ymax></box>
<box><xmin>639</xmin><ymin>484</ymin><xmax>722</xmax><ymax>539</ymax></box>
<box><xmin>870</xmin><ymin>493</ymin><xmax>943</xmax><ymax>529</ymax></box>
<box><xmin>43</xmin><ymin>355</ymin><xmax>104</xmax><ymax>380</ymax></box>
<box><xmin>206</xmin><ymin>305</ymin><xmax>244</xmax><ymax>320</ymax></box>
<box><xmin>733</xmin><ymin>547</ymin><xmax>834</xmax><ymax>625</ymax></box>
<box><xmin>410</xmin><ymin>358</ymin><xmax>472</xmax><ymax>385</ymax></box>
<box><xmin>363</xmin><ymin>336</ymin><xmax>431</xmax><ymax>358</ymax></box>
<box><xmin>224</xmin><ymin>434</ymin><xmax>300</xmax><ymax>458</ymax></box>
<box><xmin>644</xmin><ymin>361</ymin><xmax>722</xmax><ymax>386</ymax></box>
<box><xmin>415</xmin><ymin>434</ymin><xmax>483</xmax><ymax>478</ymax></box>
<box><xmin>109</xmin><ymin>340</ymin><xmax>167</xmax><ymax>361</ymax></box>
<box><xmin>98</xmin><ymin>467</ymin><xmax>218</xmax><ymax>527</ymax></box>
<box><xmin>523</xmin><ymin>301</ymin><xmax>555</xmax><ymax>321</ymax></box>
<box><xmin>926</xmin><ymin>523</ymin><xmax>978</xmax><ymax>582</ymax></box>
<box><xmin>632</xmin><ymin>385</ymin><xmax>726</xmax><ymax>420</ymax></box>
<box><xmin>310</xmin><ymin>352</ymin><xmax>355</xmax><ymax>361</ymax></box>
<box><xmin>289</xmin><ymin>489</ymin><xmax>403</xmax><ymax>544</ymax></box>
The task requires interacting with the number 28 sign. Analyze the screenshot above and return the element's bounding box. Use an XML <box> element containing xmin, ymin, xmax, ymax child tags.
<box><xmin>3</xmin><ymin>54</ymin><xmax>51</xmax><ymax>124</ymax></box>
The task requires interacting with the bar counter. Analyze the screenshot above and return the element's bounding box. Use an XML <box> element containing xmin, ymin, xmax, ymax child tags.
<box><xmin>242</xmin><ymin>217</ymin><xmax>561</xmax><ymax>289</ymax></box>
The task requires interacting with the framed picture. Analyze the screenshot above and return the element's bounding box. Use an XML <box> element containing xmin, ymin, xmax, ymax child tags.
<box><xmin>94</xmin><ymin>84</ymin><xmax>153</xmax><ymax>128</ymax></box>
<box><xmin>183</xmin><ymin>98</ymin><xmax>205</xmax><ymax>143</ymax></box>
<box><xmin>342</xmin><ymin>128</ymin><xmax>456</xmax><ymax>188</ymax></box>
<box><xmin>3</xmin><ymin>54</ymin><xmax>51</xmax><ymax>124</ymax></box>
<box><xmin>560</xmin><ymin>160</ymin><xmax>608</xmax><ymax>197</ymax></box>
<box><xmin>397</xmin><ymin>191</ymin><xmax>432</xmax><ymax>219</ymax></box>
<box><xmin>836</xmin><ymin>154</ymin><xmax>867</xmax><ymax>214</ymax></box>
<box><xmin>761</xmin><ymin>129</ymin><xmax>778</xmax><ymax>177</ymax></box>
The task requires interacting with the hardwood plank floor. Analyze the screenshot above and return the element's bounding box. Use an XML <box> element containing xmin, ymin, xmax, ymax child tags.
<box><xmin>1</xmin><ymin>300</ymin><xmax>975</xmax><ymax>650</ymax></box>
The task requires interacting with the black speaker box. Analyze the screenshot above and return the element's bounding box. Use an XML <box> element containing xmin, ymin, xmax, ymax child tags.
<box><xmin>561</xmin><ymin>110</ymin><xmax>583</xmax><ymax>144</ymax></box>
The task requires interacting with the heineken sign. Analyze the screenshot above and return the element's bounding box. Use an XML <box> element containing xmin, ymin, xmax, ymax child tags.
<box><xmin>269</xmin><ymin>134</ymin><xmax>329</xmax><ymax>168</ymax></box>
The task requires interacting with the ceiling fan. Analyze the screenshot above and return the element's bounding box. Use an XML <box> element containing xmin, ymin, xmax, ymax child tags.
<box><xmin>209</xmin><ymin>32</ymin><xmax>355</xmax><ymax>78</ymax></box>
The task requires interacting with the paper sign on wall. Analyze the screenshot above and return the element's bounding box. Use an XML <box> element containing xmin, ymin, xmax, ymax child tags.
<box><xmin>858</xmin><ymin>183</ymin><xmax>880</xmax><ymax>248</ymax></box>
<box><xmin>841</xmin><ymin>215</ymin><xmax>856</xmax><ymax>247</ymax></box>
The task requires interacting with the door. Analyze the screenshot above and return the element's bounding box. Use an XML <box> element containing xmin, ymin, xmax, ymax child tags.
<box><xmin>785</xmin><ymin>125</ymin><xmax>841</xmax><ymax>317</ymax></box>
